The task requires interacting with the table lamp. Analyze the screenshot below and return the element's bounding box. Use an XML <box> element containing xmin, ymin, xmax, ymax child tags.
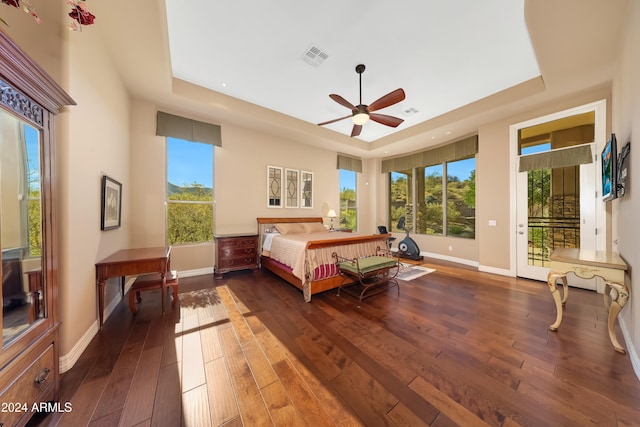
<box><xmin>327</xmin><ymin>209</ymin><xmax>337</xmax><ymax>230</ymax></box>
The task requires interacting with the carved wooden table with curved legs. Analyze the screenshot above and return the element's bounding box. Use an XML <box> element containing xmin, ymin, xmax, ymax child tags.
<box><xmin>547</xmin><ymin>248</ymin><xmax>628</xmax><ymax>353</ymax></box>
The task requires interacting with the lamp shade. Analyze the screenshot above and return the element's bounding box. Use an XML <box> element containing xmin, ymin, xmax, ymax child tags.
<box><xmin>327</xmin><ymin>209</ymin><xmax>337</xmax><ymax>218</ymax></box>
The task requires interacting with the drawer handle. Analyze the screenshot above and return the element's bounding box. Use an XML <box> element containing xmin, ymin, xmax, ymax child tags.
<box><xmin>34</xmin><ymin>367</ymin><xmax>51</xmax><ymax>385</ymax></box>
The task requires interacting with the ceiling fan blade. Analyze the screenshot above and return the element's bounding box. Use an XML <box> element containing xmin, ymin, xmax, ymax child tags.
<box><xmin>318</xmin><ymin>115</ymin><xmax>352</xmax><ymax>126</ymax></box>
<box><xmin>351</xmin><ymin>124</ymin><xmax>362</xmax><ymax>137</ymax></box>
<box><xmin>367</xmin><ymin>88</ymin><xmax>406</xmax><ymax>112</ymax></box>
<box><xmin>329</xmin><ymin>94</ymin><xmax>357</xmax><ymax>111</ymax></box>
<box><xmin>369</xmin><ymin>113</ymin><xmax>404</xmax><ymax>128</ymax></box>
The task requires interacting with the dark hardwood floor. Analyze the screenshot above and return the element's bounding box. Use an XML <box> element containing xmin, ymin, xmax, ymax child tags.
<box><xmin>28</xmin><ymin>258</ymin><xmax>640</xmax><ymax>426</ymax></box>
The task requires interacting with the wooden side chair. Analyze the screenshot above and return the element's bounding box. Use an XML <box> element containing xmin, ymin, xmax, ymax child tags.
<box><xmin>128</xmin><ymin>270</ymin><xmax>179</xmax><ymax>314</ymax></box>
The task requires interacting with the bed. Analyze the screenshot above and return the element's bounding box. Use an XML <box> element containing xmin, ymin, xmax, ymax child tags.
<box><xmin>257</xmin><ymin>217</ymin><xmax>392</xmax><ymax>301</ymax></box>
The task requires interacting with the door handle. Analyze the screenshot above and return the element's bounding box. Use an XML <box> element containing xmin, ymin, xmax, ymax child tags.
<box><xmin>518</xmin><ymin>231</ymin><xmax>524</xmax><ymax>234</ymax></box>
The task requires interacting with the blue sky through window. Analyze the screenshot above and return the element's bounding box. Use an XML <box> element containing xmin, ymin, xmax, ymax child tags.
<box><xmin>25</xmin><ymin>125</ymin><xmax>40</xmax><ymax>190</ymax></box>
<box><xmin>521</xmin><ymin>142</ymin><xmax>551</xmax><ymax>155</ymax></box>
<box><xmin>339</xmin><ymin>169</ymin><xmax>356</xmax><ymax>190</ymax></box>
<box><xmin>167</xmin><ymin>137</ymin><xmax>213</xmax><ymax>187</ymax></box>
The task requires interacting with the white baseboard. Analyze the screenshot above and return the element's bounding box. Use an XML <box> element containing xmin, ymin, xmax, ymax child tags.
<box><xmin>421</xmin><ymin>251</ymin><xmax>479</xmax><ymax>268</ymax></box>
<box><xmin>619</xmin><ymin>317</ymin><xmax>640</xmax><ymax>380</ymax></box>
<box><xmin>178</xmin><ymin>267</ymin><xmax>214</xmax><ymax>278</ymax></box>
<box><xmin>478</xmin><ymin>264</ymin><xmax>515</xmax><ymax>277</ymax></box>
<box><xmin>59</xmin><ymin>320</ymin><xmax>98</xmax><ymax>373</ymax></box>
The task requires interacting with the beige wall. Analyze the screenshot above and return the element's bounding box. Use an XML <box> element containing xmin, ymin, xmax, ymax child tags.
<box><xmin>59</xmin><ymin>24</ymin><xmax>131</xmax><ymax>356</ymax></box>
<box><xmin>611</xmin><ymin>0</ymin><xmax>639</xmax><ymax>363</ymax></box>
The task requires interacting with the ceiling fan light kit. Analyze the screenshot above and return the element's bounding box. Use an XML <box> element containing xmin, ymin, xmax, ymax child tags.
<box><xmin>318</xmin><ymin>64</ymin><xmax>405</xmax><ymax>137</ymax></box>
<box><xmin>353</xmin><ymin>112</ymin><xmax>369</xmax><ymax>125</ymax></box>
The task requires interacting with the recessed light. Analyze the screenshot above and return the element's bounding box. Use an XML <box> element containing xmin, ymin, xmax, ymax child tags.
<box><xmin>445</xmin><ymin>131</ymin><xmax>451</xmax><ymax>135</ymax></box>
<box><xmin>221</xmin><ymin>83</ymin><xmax>227</xmax><ymax>87</ymax></box>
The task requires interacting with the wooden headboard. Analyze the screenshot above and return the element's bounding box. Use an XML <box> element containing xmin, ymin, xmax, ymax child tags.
<box><xmin>257</xmin><ymin>217</ymin><xmax>323</xmax><ymax>225</ymax></box>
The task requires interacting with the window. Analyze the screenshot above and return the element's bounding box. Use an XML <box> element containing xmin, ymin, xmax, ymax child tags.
<box><xmin>418</xmin><ymin>164</ymin><xmax>443</xmax><ymax>235</ymax></box>
<box><xmin>166</xmin><ymin>137</ymin><xmax>214</xmax><ymax>245</ymax></box>
<box><xmin>339</xmin><ymin>169</ymin><xmax>357</xmax><ymax>231</ymax></box>
<box><xmin>386</xmin><ymin>155</ymin><xmax>476</xmax><ymax>239</ymax></box>
<box><xmin>389</xmin><ymin>170</ymin><xmax>411</xmax><ymax>232</ymax></box>
<box><xmin>446</xmin><ymin>157</ymin><xmax>476</xmax><ymax>238</ymax></box>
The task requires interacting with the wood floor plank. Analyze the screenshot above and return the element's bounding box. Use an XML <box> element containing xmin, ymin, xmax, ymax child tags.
<box><xmin>329</xmin><ymin>362</ymin><xmax>398</xmax><ymax>427</ymax></box>
<box><xmin>56</xmin><ymin>376</ymin><xmax>110</xmax><ymax>427</ymax></box>
<box><xmin>119</xmin><ymin>347</ymin><xmax>163</xmax><ymax>426</ymax></box>
<box><xmin>217</xmin><ymin>325</ymin><xmax>272</xmax><ymax>426</ymax></box>
<box><xmin>182</xmin><ymin>384</ymin><xmax>212</xmax><ymax>427</ymax></box>
<box><xmin>91</xmin><ymin>342</ymin><xmax>144</xmax><ymax>421</ymax></box>
<box><xmin>260</xmin><ymin>380</ymin><xmax>307</xmax><ymax>426</ymax></box>
<box><xmin>270</xmin><ymin>359</ymin><xmax>336</xmax><ymax>427</ymax></box>
<box><xmin>152</xmin><ymin>362</ymin><xmax>183</xmax><ymax>427</ymax></box>
<box><xmin>204</xmin><ymin>357</ymin><xmax>240</xmax><ymax>426</ymax></box>
<box><xmin>408</xmin><ymin>375</ymin><xmax>493</xmax><ymax>427</ymax></box>
<box><xmin>181</xmin><ymin>304</ymin><xmax>207</xmax><ymax>392</ymax></box>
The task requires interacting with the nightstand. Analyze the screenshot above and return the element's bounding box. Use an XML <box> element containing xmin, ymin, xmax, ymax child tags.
<box><xmin>214</xmin><ymin>234</ymin><xmax>259</xmax><ymax>278</ymax></box>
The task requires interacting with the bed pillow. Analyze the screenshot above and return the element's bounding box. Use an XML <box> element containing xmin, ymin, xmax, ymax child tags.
<box><xmin>274</xmin><ymin>223</ymin><xmax>305</xmax><ymax>235</ymax></box>
<box><xmin>301</xmin><ymin>222</ymin><xmax>328</xmax><ymax>233</ymax></box>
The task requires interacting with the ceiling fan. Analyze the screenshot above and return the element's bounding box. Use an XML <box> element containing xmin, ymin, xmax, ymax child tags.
<box><xmin>318</xmin><ymin>64</ymin><xmax>406</xmax><ymax>137</ymax></box>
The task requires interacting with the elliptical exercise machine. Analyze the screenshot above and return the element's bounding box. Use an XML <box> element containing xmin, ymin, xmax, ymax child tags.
<box><xmin>395</xmin><ymin>217</ymin><xmax>423</xmax><ymax>261</ymax></box>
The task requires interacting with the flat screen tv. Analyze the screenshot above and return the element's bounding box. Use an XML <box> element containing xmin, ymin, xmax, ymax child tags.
<box><xmin>601</xmin><ymin>133</ymin><xmax>618</xmax><ymax>202</ymax></box>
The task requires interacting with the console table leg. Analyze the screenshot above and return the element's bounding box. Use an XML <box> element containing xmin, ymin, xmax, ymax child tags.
<box><xmin>547</xmin><ymin>272</ymin><xmax>566</xmax><ymax>331</ymax></box>
<box><xmin>605</xmin><ymin>281</ymin><xmax>629</xmax><ymax>354</ymax></box>
<box><xmin>98</xmin><ymin>281</ymin><xmax>105</xmax><ymax>327</ymax></box>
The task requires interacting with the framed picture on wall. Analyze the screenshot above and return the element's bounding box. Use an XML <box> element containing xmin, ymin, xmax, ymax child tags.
<box><xmin>301</xmin><ymin>170</ymin><xmax>313</xmax><ymax>208</ymax></box>
<box><xmin>101</xmin><ymin>175</ymin><xmax>122</xmax><ymax>230</ymax></box>
<box><xmin>267</xmin><ymin>165</ymin><xmax>283</xmax><ymax>208</ymax></box>
<box><xmin>285</xmin><ymin>168</ymin><xmax>299</xmax><ymax>208</ymax></box>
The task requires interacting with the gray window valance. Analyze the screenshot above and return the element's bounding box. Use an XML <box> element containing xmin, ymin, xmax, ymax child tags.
<box><xmin>337</xmin><ymin>154</ymin><xmax>363</xmax><ymax>173</ymax></box>
<box><xmin>381</xmin><ymin>135</ymin><xmax>478</xmax><ymax>173</ymax></box>
<box><xmin>156</xmin><ymin>111</ymin><xmax>222</xmax><ymax>146</ymax></box>
<box><xmin>518</xmin><ymin>143</ymin><xmax>593</xmax><ymax>172</ymax></box>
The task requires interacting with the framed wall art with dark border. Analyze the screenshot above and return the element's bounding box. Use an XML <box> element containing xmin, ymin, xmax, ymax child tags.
<box><xmin>101</xmin><ymin>175</ymin><xmax>122</xmax><ymax>230</ymax></box>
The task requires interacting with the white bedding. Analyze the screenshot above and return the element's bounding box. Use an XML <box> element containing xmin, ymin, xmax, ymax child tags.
<box><xmin>269</xmin><ymin>232</ymin><xmax>334</xmax><ymax>279</ymax></box>
<box><xmin>262</xmin><ymin>231</ymin><xmax>280</xmax><ymax>251</ymax></box>
<box><xmin>268</xmin><ymin>231</ymin><xmax>379</xmax><ymax>280</ymax></box>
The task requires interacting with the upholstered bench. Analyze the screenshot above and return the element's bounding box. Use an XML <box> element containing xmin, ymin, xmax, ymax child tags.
<box><xmin>335</xmin><ymin>253</ymin><xmax>400</xmax><ymax>307</ymax></box>
<box><xmin>128</xmin><ymin>270</ymin><xmax>179</xmax><ymax>314</ymax></box>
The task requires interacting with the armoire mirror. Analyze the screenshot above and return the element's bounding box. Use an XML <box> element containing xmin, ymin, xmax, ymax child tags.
<box><xmin>1</xmin><ymin>97</ymin><xmax>45</xmax><ymax>346</ymax></box>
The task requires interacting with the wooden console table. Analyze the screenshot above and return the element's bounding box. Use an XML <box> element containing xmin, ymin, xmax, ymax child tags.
<box><xmin>95</xmin><ymin>246</ymin><xmax>171</xmax><ymax>327</ymax></box>
<box><xmin>547</xmin><ymin>248</ymin><xmax>628</xmax><ymax>353</ymax></box>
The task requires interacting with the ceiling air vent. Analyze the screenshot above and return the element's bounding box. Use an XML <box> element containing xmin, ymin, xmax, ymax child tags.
<box><xmin>301</xmin><ymin>45</ymin><xmax>329</xmax><ymax>67</ymax></box>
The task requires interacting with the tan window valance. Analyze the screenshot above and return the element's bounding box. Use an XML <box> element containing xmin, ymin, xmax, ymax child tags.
<box><xmin>381</xmin><ymin>135</ymin><xmax>478</xmax><ymax>173</ymax></box>
<box><xmin>156</xmin><ymin>111</ymin><xmax>222</xmax><ymax>146</ymax></box>
<box><xmin>518</xmin><ymin>143</ymin><xmax>593</xmax><ymax>172</ymax></box>
<box><xmin>337</xmin><ymin>154</ymin><xmax>363</xmax><ymax>173</ymax></box>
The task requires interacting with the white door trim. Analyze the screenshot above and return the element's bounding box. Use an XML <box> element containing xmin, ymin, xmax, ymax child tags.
<box><xmin>509</xmin><ymin>99</ymin><xmax>608</xmax><ymax>279</ymax></box>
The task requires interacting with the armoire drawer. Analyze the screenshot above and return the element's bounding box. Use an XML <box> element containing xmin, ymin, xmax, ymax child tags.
<box><xmin>0</xmin><ymin>343</ymin><xmax>56</xmax><ymax>427</ymax></box>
